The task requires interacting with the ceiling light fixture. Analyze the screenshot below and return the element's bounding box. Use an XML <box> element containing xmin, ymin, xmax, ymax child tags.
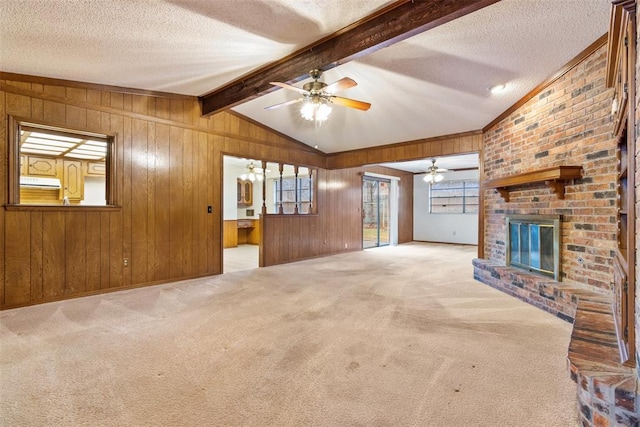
<box><xmin>300</xmin><ymin>97</ymin><xmax>332</xmax><ymax>122</ymax></box>
<box><xmin>423</xmin><ymin>159</ymin><xmax>447</xmax><ymax>184</ymax></box>
<box><xmin>490</xmin><ymin>83</ymin><xmax>507</xmax><ymax>94</ymax></box>
<box><xmin>240</xmin><ymin>162</ymin><xmax>263</xmax><ymax>183</ymax></box>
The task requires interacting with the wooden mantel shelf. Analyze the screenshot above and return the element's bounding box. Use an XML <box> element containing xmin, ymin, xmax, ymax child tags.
<box><xmin>484</xmin><ymin>166</ymin><xmax>583</xmax><ymax>202</ymax></box>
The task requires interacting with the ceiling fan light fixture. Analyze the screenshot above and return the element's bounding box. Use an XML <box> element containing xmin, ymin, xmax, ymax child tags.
<box><xmin>240</xmin><ymin>162</ymin><xmax>264</xmax><ymax>183</ymax></box>
<box><xmin>301</xmin><ymin>98</ymin><xmax>332</xmax><ymax>122</ymax></box>
<box><xmin>423</xmin><ymin>158</ymin><xmax>446</xmax><ymax>184</ymax></box>
<box><xmin>267</xmin><ymin>70</ymin><xmax>366</xmax><ymax>121</ymax></box>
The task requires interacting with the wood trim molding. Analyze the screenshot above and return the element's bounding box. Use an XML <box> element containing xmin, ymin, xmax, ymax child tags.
<box><xmin>7</xmin><ymin>115</ymin><xmax>20</xmax><ymax>205</ymax></box>
<box><xmin>607</xmin><ymin>3</ymin><xmax>627</xmax><ymax>87</ymax></box>
<box><xmin>0</xmin><ymin>71</ymin><xmax>196</xmax><ymax>100</ymax></box>
<box><xmin>199</xmin><ymin>0</ymin><xmax>500</xmax><ymax>115</ymax></box>
<box><xmin>477</xmin><ymin>144</ymin><xmax>485</xmax><ymax>258</ymax></box>
<box><xmin>483</xmin><ymin>33</ymin><xmax>608</xmax><ymax>132</ymax></box>
<box><xmin>4</xmin><ymin>205</ymin><xmax>122</xmax><ymax>212</ymax></box>
<box><xmin>8</xmin><ymin>115</ymin><xmax>120</xmax><ymax>204</ymax></box>
<box><xmin>613</xmin><ymin>0</ymin><xmax>637</xmax><ymax>12</ymax></box>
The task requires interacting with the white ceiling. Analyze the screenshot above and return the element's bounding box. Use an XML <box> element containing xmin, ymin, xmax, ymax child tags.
<box><xmin>1</xmin><ymin>0</ymin><xmax>611</xmax><ymax>157</ymax></box>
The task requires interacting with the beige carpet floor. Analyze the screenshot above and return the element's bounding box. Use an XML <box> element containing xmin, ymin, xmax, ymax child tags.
<box><xmin>0</xmin><ymin>243</ymin><xmax>577</xmax><ymax>427</ymax></box>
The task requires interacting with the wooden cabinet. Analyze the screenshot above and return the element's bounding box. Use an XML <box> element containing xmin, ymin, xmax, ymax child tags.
<box><xmin>223</xmin><ymin>219</ymin><xmax>261</xmax><ymax>248</ymax></box>
<box><xmin>607</xmin><ymin>0</ymin><xmax>636</xmax><ymax>366</ymax></box>
<box><xmin>86</xmin><ymin>161</ymin><xmax>106</xmax><ymax>176</ymax></box>
<box><xmin>63</xmin><ymin>159</ymin><xmax>83</xmax><ymax>201</ymax></box>
<box><xmin>223</xmin><ymin>220</ymin><xmax>239</xmax><ymax>248</ymax></box>
<box><xmin>26</xmin><ymin>156</ymin><xmax>57</xmax><ymax>177</ymax></box>
<box><xmin>237</xmin><ymin>179</ymin><xmax>252</xmax><ymax>206</ymax></box>
<box><xmin>237</xmin><ymin>219</ymin><xmax>254</xmax><ymax>228</ymax></box>
<box><xmin>237</xmin><ymin>219</ymin><xmax>260</xmax><ymax>245</ymax></box>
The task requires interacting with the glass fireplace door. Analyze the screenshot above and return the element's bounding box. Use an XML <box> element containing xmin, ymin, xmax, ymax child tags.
<box><xmin>506</xmin><ymin>215</ymin><xmax>561</xmax><ymax>280</ymax></box>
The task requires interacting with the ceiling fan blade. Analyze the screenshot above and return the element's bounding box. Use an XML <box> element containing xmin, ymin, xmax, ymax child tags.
<box><xmin>269</xmin><ymin>82</ymin><xmax>308</xmax><ymax>94</ymax></box>
<box><xmin>330</xmin><ymin>96</ymin><xmax>371</xmax><ymax>111</ymax></box>
<box><xmin>323</xmin><ymin>77</ymin><xmax>357</xmax><ymax>94</ymax></box>
<box><xmin>436</xmin><ymin>168</ymin><xmax>448</xmax><ymax>172</ymax></box>
<box><xmin>264</xmin><ymin>98</ymin><xmax>302</xmax><ymax>110</ymax></box>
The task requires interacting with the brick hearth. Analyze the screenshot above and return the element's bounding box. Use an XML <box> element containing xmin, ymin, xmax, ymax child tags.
<box><xmin>473</xmin><ymin>259</ymin><xmax>638</xmax><ymax>425</ymax></box>
<box><xmin>473</xmin><ymin>258</ymin><xmax>581</xmax><ymax>322</ymax></box>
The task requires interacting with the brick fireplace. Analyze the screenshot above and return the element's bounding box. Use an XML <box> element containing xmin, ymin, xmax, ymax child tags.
<box><xmin>474</xmin><ymin>43</ymin><xmax>638</xmax><ymax>425</ymax></box>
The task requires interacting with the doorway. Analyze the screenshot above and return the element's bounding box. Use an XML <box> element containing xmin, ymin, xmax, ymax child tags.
<box><xmin>222</xmin><ymin>155</ymin><xmax>262</xmax><ymax>273</ymax></box>
<box><xmin>363</xmin><ymin>177</ymin><xmax>391</xmax><ymax>249</ymax></box>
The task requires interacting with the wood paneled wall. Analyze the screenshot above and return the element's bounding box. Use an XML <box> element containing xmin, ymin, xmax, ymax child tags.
<box><xmin>327</xmin><ymin>131</ymin><xmax>482</xmax><ymax>169</ymax></box>
<box><xmin>245</xmin><ymin>220</ymin><xmax>261</xmax><ymax>245</ymax></box>
<box><xmin>260</xmin><ymin>166</ymin><xmax>413</xmax><ymax>266</ymax></box>
<box><xmin>0</xmin><ymin>75</ymin><xmax>325</xmax><ymax>309</ymax></box>
<box><xmin>223</xmin><ymin>220</ymin><xmax>238</xmax><ymax>248</ymax></box>
<box><xmin>0</xmin><ymin>73</ymin><xmax>453</xmax><ymax>309</ymax></box>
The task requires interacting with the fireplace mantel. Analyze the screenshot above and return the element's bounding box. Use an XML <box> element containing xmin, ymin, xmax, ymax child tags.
<box><xmin>484</xmin><ymin>166</ymin><xmax>582</xmax><ymax>202</ymax></box>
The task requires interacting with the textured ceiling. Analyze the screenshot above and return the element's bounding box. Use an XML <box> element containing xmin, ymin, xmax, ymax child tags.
<box><xmin>233</xmin><ymin>0</ymin><xmax>611</xmax><ymax>153</ymax></box>
<box><xmin>1</xmin><ymin>0</ymin><xmax>611</xmax><ymax>156</ymax></box>
<box><xmin>0</xmin><ymin>0</ymin><xmax>392</xmax><ymax>95</ymax></box>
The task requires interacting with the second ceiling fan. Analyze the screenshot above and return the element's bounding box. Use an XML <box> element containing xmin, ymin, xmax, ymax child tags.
<box><xmin>423</xmin><ymin>159</ymin><xmax>448</xmax><ymax>183</ymax></box>
<box><xmin>265</xmin><ymin>69</ymin><xmax>371</xmax><ymax>121</ymax></box>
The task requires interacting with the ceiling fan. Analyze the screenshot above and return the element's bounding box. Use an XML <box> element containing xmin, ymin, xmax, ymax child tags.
<box><xmin>240</xmin><ymin>161</ymin><xmax>268</xmax><ymax>182</ymax></box>
<box><xmin>265</xmin><ymin>69</ymin><xmax>371</xmax><ymax>121</ymax></box>
<box><xmin>423</xmin><ymin>159</ymin><xmax>448</xmax><ymax>183</ymax></box>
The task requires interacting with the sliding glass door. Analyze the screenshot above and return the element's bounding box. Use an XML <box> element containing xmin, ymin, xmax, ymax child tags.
<box><xmin>363</xmin><ymin>177</ymin><xmax>390</xmax><ymax>249</ymax></box>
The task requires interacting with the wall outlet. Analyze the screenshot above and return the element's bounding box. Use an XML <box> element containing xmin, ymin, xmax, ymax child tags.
<box><xmin>344</xmin><ymin>243</ymin><xmax>348</xmax><ymax>249</ymax></box>
<box><xmin>452</xmin><ymin>230</ymin><xmax>457</xmax><ymax>236</ymax></box>
<box><xmin>123</xmin><ymin>258</ymin><xmax>129</xmax><ymax>267</ymax></box>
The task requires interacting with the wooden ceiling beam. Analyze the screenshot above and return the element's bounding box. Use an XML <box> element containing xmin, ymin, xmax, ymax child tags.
<box><xmin>199</xmin><ymin>0</ymin><xmax>500</xmax><ymax>116</ymax></box>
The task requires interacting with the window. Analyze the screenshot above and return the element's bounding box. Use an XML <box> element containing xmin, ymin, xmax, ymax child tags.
<box><xmin>274</xmin><ymin>175</ymin><xmax>313</xmax><ymax>214</ymax></box>
<box><xmin>8</xmin><ymin>116</ymin><xmax>115</xmax><ymax>206</ymax></box>
<box><xmin>429</xmin><ymin>179</ymin><xmax>478</xmax><ymax>213</ymax></box>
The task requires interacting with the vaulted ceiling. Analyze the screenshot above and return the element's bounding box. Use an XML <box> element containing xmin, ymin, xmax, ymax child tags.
<box><xmin>1</xmin><ymin>0</ymin><xmax>610</xmax><ymax>156</ymax></box>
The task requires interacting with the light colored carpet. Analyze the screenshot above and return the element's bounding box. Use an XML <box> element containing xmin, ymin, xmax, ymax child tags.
<box><xmin>0</xmin><ymin>243</ymin><xmax>577</xmax><ymax>426</ymax></box>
